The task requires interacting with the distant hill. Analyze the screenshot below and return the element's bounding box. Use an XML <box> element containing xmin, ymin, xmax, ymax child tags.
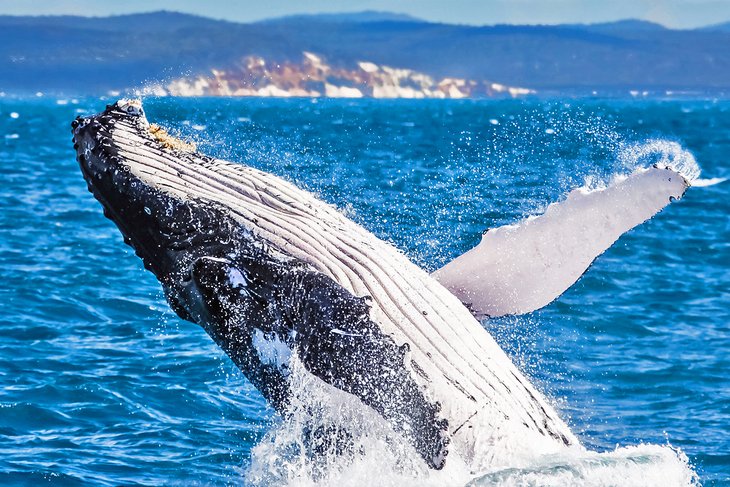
<box><xmin>258</xmin><ymin>11</ymin><xmax>422</xmax><ymax>24</ymax></box>
<box><xmin>0</xmin><ymin>10</ymin><xmax>229</xmax><ymax>32</ymax></box>
<box><xmin>569</xmin><ymin>19</ymin><xmax>667</xmax><ymax>33</ymax></box>
<box><xmin>1</xmin><ymin>11</ymin><xmax>729</xmax><ymax>94</ymax></box>
<box><xmin>702</xmin><ymin>21</ymin><xmax>730</xmax><ymax>32</ymax></box>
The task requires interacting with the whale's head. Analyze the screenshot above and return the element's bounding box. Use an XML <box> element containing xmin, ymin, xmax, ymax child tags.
<box><xmin>71</xmin><ymin>99</ymin><xmax>265</xmax><ymax>325</ymax></box>
<box><xmin>72</xmin><ymin>100</ymin><xmax>454</xmax><ymax>469</ymax></box>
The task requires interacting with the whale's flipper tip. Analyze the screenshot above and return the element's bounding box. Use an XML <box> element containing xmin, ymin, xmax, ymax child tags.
<box><xmin>434</xmin><ymin>164</ymin><xmax>691</xmax><ymax>318</ymax></box>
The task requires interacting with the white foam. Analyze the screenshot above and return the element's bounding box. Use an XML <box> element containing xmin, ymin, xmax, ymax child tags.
<box><xmin>246</xmin><ymin>357</ymin><xmax>468</xmax><ymax>487</ymax></box>
<box><xmin>467</xmin><ymin>445</ymin><xmax>698</xmax><ymax>487</ymax></box>
<box><xmin>693</xmin><ymin>177</ymin><xmax>727</xmax><ymax>187</ymax></box>
<box><xmin>244</xmin><ymin>359</ymin><xmax>698</xmax><ymax>486</ymax></box>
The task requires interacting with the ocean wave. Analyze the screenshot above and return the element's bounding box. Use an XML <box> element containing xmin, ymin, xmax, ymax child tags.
<box><xmin>692</xmin><ymin>177</ymin><xmax>727</xmax><ymax>187</ymax></box>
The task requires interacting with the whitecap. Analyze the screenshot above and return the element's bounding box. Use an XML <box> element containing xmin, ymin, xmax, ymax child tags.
<box><xmin>692</xmin><ymin>177</ymin><xmax>727</xmax><ymax>187</ymax></box>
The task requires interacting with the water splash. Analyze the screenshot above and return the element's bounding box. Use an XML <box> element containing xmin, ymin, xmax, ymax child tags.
<box><xmin>617</xmin><ymin>139</ymin><xmax>701</xmax><ymax>183</ymax></box>
<box><xmin>245</xmin><ymin>357</ymin><xmax>471</xmax><ymax>487</ymax></box>
<box><xmin>243</xmin><ymin>356</ymin><xmax>698</xmax><ymax>487</ymax></box>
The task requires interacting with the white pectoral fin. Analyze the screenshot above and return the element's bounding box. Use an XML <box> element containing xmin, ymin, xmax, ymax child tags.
<box><xmin>433</xmin><ymin>166</ymin><xmax>690</xmax><ymax>318</ymax></box>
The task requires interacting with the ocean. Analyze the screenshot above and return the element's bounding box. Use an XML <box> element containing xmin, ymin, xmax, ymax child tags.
<box><xmin>0</xmin><ymin>96</ymin><xmax>728</xmax><ymax>486</ymax></box>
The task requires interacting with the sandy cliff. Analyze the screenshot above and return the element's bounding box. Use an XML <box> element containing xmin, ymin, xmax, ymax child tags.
<box><xmin>141</xmin><ymin>52</ymin><xmax>534</xmax><ymax>98</ymax></box>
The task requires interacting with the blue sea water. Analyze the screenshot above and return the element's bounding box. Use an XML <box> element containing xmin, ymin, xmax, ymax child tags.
<box><xmin>0</xmin><ymin>96</ymin><xmax>728</xmax><ymax>486</ymax></box>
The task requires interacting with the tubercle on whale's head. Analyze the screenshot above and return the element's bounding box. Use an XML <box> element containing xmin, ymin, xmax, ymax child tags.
<box><xmin>115</xmin><ymin>98</ymin><xmax>197</xmax><ymax>151</ymax></box>
<box><xmin>74</xmin><ymin>98</ymin><xmax>195</xmax><ymax>150</ymax></box>
<box><xmin>148</xmin><ymin>124</ymin><xmax>197</xmax><ymax>152</ymax></box>
<box><xmin>116</xmin><ymin>98</ymin><xmax>148</xmax><ymax>124</ymax></box>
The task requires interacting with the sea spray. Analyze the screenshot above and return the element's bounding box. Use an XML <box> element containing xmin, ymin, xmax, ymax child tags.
<box><xmin>616</xmin><ymin>139</ymin><xmax>701</xmax><ymax>183</ymax></box>
<box><xmin>243</xmin><ymin>353</ymin><xmax>698</xmax><ymax>486</ymax></box>
<box><xmin>244</xmin><ymin>355</ymin><xmax>698</xmax><ymax>486</ymax></box>
<box><xmin>245</xmin><ymin>356</ymin><xmax>472</xmax><ymax>487</ymax></box>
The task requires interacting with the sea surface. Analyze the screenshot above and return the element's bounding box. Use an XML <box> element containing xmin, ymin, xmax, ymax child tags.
<box><xmin>0</xmin><ymin>96</ymin><xmax>728</xmax><ymax>486</ymax></box>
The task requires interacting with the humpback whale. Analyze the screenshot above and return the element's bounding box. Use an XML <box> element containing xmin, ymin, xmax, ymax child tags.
<box><xmin>72</xmin><ymin>99</ymin><xmax>691</xmax><ymax>472</ymax></box>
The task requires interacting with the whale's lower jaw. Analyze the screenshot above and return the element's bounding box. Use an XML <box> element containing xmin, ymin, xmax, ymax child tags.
<box><xmin>72</xmin><ymin>100</ymin><xmax>579</xmax><ymax>471</ymax></box>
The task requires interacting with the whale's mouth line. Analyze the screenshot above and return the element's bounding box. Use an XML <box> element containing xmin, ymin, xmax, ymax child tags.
<box><xmin>74</xmin><ymin>116</ymin><xmax>171</xmax><ymax>282</ymax></box>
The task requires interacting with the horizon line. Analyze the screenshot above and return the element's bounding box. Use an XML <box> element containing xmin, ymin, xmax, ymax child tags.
<box><xmin>1</xmin><ymin>9</ymin><xmax>729</xmax><ymax>31</ymax></box>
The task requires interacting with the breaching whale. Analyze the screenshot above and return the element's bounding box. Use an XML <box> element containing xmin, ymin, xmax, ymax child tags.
<box><xmin>72</xmin><ymin>99</ymin><xmax>691</xmax><ymax>472</ymax></box>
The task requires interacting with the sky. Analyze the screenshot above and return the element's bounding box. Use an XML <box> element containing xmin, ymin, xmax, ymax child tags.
<box><xmin>0</xmin><ymin>0</ymin><xmax>728</xmax><ymax>29</ymax></box>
